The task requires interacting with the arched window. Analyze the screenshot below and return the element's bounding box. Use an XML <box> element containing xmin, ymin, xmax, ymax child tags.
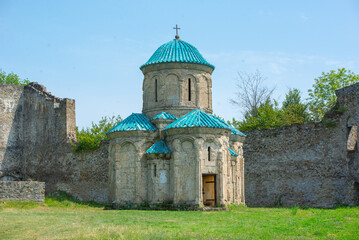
<box><xmin>208</xmin><ymin>147</ymin><xmax>211</xmax><ymax>161</ymax></box>
<box><xmin>155</xmin><ymin>79</ymin><xmax>158</xmax><ymax>102</ymax></box>
<box><xmin>188</xmin><ymin>78</ymin><xmax>191</xmax><ymax>101</ymax></box>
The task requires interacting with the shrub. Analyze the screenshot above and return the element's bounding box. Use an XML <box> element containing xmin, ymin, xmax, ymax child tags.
<box><xmin>74</xmin><ymin>115</ymin><xmax>122</xmax><ymax>152</ymax></box>
<box><xmin>0</xmin><ymin>69</ymin><xmax>30</xmax><ymax>86</ymax></box>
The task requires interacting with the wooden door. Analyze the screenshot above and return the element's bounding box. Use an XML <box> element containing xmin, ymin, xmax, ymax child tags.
<box><xmin>202</xmin><ymin>175</ymin><xmax>216</xmax><ymax>207</ymax></box>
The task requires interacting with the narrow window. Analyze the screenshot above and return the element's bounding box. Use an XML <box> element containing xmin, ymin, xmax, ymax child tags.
<box><xmin>208</xmin><ymin>147</ymin><xmax>211</xmax><ymax>161</ymax></box>
<box><xmin>155</xmin><ymin>79</ymin><xmax>158</xmax><ymax>102</ymax></box>
<box><xmin>154</xmin><ymin>164</ymin><xmax>157</xmax><ymax>177</ymax></box>
<box><xmin>347</xmin><ymin>125</ymin><xmax>357</xmax><ymax>151</ymax></box>
<box><xmin>188</xmin><ymin>78</ymin><xmax>191</xmax><ymax>101</ymax></box>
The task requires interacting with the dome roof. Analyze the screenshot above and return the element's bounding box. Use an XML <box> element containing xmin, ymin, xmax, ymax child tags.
<box><xmin>140</xmin><ymin>39</ymin><xmax>215</xmax><ymax>70</ymax></box>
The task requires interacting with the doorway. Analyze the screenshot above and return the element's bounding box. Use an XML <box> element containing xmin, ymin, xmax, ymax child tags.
<box><xmin>202</xmin><ymin>175</ymin><xmax>216</xmax><ymax>207</ymax></box>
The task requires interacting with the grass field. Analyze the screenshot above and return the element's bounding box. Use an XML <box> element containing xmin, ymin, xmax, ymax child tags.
<box><xmin>1</xmin><ymin>193</ymin><xmax>358</xmax><ymax>239</ymax></box>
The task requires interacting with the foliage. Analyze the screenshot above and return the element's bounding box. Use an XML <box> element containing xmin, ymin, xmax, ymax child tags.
<box><xmin>281</xmin><ymin>88</ymin><xmax>310</xmax><ymax>125</ymax></box>
<box><xmin>307</xmin><ymin>68</ymin><xmax>359</xmax><ymax>121</ymax></box>
<box><xmin>283</xmin><ymin>88</ymin><xmax>301</xmax><ymax>108</ymax></box>
<box><xmin>231</xmin><ymin>89</ymin><xmax>310</xmax><ymax>131</ymax></box>
<box><xmin>231</xmin><ymin>99</ymin><xmax>282</xmax><ymax>131</ymax></box>
<box><xmin>74</xmin><ymin>115</ymin><xmax>122</xmax><ymax>152</ymax></box>
<box><xmin>0</xmin><ymin>69</ymin><xmax>30</xmax><ymax>86</ymax></box>
<box><xmin>230</xmin><ymin>70</ymin><xmax>275</xmax><ymax>117</ymax></box>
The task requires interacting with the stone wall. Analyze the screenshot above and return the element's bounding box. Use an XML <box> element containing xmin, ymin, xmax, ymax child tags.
<box><xmin>244</xmin><ymin>83</ymin><xmax>359</xmax><ymax>208</ymax></box>
<box><xmin>0</xmin><ymin>181</ymin><xmax>45</xmax><ymax>202</ymax></box>
<box><xmin>0</xmin><ymin>84</ymin><xmax>24</xmax><ymax>180</ymax></box>
<box><xmin>54</xmin><ymin>141</ymin><xmax>109</xmax><ymax>203</ymax></box>
<box><xmin>0</xmin><ymin>82</ymin><xmax>76</xmax><ymax>181</ymax></box>
<box><xmin>0</xmin><ymin>83</ymin><xmax>109</xmax><ymax>203</ymax></box>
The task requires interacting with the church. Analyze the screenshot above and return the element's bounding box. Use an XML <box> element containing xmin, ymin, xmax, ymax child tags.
<box><xmin>106</xmin><ymin>28</ymin><xmax>246</xmax><ymax>208</ymax></box>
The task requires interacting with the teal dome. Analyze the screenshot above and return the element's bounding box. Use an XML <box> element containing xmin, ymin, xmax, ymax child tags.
<box><xmin>140</xmin><ymin>39</ymin><xmax>215</xmax><ymax>70</ymax></box>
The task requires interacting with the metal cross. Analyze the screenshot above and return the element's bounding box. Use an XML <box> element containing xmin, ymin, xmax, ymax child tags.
<box><xmin>173</xmin><ymin>24</ymin><xmax>181</xmax><ymax>39</ymax></box>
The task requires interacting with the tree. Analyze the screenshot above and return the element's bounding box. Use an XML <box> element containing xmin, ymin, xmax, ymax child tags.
<box><xmin>231</xmin><ymin>99</ymin><xmax>282</xmax><ymax>131</ymax></box>
<box><xmin>74</xmin><ymin>114</ymin><xmax>122</xmax><ymax>152</ymax></box>
<box><xmin>0</xmin><ymin>69</ymin><xmax>30</xmax><ymax>86</ymax></box>
<box><xmin>307</xmin><ymin>68</ymin><xmax>359</xmax><ymax>121</ymax></box>
<box><xmin>281</xmin><ymin>88</ymin><xmax>310</xmax><ymax>125</ymax></box>
<box><xmin>282</xmin><ymin>88</ymin><xmax>301</xmax><ymax>108</ymax></box>
<box><xmin>230</xmin><ymin>70</ymin><xmax>275</xmax><ymax>117</ymax></box>
<box><xmin>230</xmin><ymin>89</ymin><xmax>310</xmax><ymax>131</ymax></box>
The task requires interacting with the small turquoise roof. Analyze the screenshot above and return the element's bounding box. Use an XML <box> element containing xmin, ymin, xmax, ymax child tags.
<box><xmin>140</xmin><ymin>39</ymin><xmax>215</xmax><ymax>70</ymax></box>
<box><xmin>107</xmin><ymin>113</ymin><xmax>157</xmax><ymax>134</ymax></box>
<box><xmin>210</xmin><ymin>115</ymin><xmax>246</xmax><ymax>137</ymax></box>
<box><xmin>146</xmin><ymin>140</ymin><xmax>171</xmax><ymax>154</ymax></box>
<box><xmin>150</xmin><ymin>112</ymin><xmax>178</xmax><ymax>121</ymax></box>
<box><xmin>164</xmin><ymin>109</ymin><xmax>229</xmax><ymax>130</ymax></box>
<box><xmin>228</xmin><ymin>148</ymin><xmax>239</xmax><ymax>156</ymax></box>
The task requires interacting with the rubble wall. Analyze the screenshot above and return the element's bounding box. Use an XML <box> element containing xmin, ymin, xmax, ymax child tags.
<box><xmin>0</xmin><ymin>84</ymin><xmax>24</xmax><ymax>180</ymax></box>
<box><xmin>0</xmin><ymin>83</ymin><xmax>109</xmax><ymax>203</ymax></box>
<box><xmin>0</xmin><ymin>181</ymin><xmax>45</xmax><ymax>202</ymax></box>
<box><xmin>244</xmin><ymin>83</ymin><xmax>359</xmax><ymax>207</ymax></box>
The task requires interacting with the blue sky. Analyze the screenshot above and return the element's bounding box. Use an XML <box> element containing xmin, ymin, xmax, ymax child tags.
<box><xmin>1</xmin><ymin>0</ymin><xmax>358</xmax><ymax>128</ymax></box>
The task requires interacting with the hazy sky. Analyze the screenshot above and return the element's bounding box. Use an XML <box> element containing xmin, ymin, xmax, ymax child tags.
<box><xmin>1</xmin><ymin>0</ymin><xmax>358</xmax><ymax>128</ymax></box>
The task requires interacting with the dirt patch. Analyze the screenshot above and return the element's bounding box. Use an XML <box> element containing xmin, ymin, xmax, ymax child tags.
<box><xmin>34</xmin><ymin>206</ymin><xmax>51</xmax><ymax>210</ymax></box>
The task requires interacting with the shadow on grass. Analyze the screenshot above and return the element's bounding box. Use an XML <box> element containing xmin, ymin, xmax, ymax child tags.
<box><xmin>46</xmin><ymin>191</ymin><xmax>111</xmax><ymax>209</ymax></box>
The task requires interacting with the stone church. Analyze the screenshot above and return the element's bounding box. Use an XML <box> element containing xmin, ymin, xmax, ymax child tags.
<box><xmin>106</xmin><ymin>32</ymin><xmax>246</xmax><ymax>207</ymax></box>
<box><xmin>3</xmin><ymin>28</ymin><xmax>356</xmax><ymax>208</ymax></box>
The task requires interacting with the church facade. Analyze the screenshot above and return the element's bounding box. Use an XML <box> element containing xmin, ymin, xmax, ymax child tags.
<box><xmin>107</xmin><ymin>34</ymin><xmax>245</xmax><ymax>208</ymax></box>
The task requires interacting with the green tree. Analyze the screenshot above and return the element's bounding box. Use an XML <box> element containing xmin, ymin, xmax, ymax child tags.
<box><xmin>74</xmin><ymin>115</ymin><xmax>122</xmax><ymax>152</ymax></box>
<box><xmin>0</xmin><ymin>69</ymin><xmax>30</xmax><ymax>85</ymax></box>
<box><xmin>281</xmin><ymin>88</ymin><xmax>310</xmax><ymax>125</ymax></box>
<box><xmin>231</xmin><ymin>99</ymin><xmax>282</xmax><ymax>131</ymax></box>
<box><xmin>307</xmin><ymin>68</ymin><xmax>359</xmax><ymax>121</ymax></box>
<box><xmin>283</xmin><ymin>88</ymin><xmax>301</xmax><ymax>108</ymax></box>
<box><xmin>231</xmin><ymin>89</ymin><xmax>309</xmax><ymax>131</ymax></box>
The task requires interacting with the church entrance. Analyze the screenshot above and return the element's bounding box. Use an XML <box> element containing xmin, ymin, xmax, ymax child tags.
<box><xmin>202</xmin><ymin>174</ymin><xmax>216</xmax><ymax>207</ymax></box>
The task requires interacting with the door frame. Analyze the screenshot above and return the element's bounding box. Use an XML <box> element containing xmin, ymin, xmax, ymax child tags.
<box><xmin>202</xmin><ymin>174</ymin><xmax>217</xmax><ymax>207</ymax></box>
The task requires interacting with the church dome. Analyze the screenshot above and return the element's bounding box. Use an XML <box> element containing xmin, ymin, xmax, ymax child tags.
<box><xmin>140</xmin><ymin>39</ymin><xmax>215</xmax><ymax>70</ymax></box>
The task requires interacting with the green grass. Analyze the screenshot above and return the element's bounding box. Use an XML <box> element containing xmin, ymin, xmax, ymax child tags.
<box><xmin>0</xmin><ymin>193</ymin><xmax>358</xmax><ymax>239</ymax></box>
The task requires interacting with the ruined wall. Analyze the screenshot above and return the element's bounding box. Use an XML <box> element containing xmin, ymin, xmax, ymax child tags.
<box><xmin>0</xmin><ymin>84</ymin><xmax>24</xmax><ymax>180</ymax></box>
<box><xmin>0</xmin><ymin>181</ymin><xmax>45</xmax><ymax>202</ymax></box>
<box><xmin>0</xmin><ymin>83</ymin><xmax>109</xmax><ymax>203</ymax></box>
<box><xmin>54</xmin><ymin>141</ymin><xmax>109</xmax><ymax>203</ymax></box>
<box><xmin>244</xmin><ymin>83</ymin><xmax>359</xmax><ymax>207</ymax></box>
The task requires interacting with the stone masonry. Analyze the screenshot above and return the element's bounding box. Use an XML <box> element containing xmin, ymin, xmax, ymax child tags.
<box><xmin>0</xmin><ymin>181</ymin><xmax>45</xmax><ymax>202</ymax></box>
<box><xmin>244</xmin><ymin>83</ymin><xmax>359</xmax><ymax>207</ymax></box>
<box><xmin>0</xmin><ymin>83</ymin><xmax>109</xmax><ymax>203</ymax></box>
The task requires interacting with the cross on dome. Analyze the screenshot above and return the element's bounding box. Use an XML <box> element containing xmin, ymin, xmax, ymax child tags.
<box><xmin>173</xmin><ymin>24</ymin><xmax>181</xmax><ymax>39</ymax></box>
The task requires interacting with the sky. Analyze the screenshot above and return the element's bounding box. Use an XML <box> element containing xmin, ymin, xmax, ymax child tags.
<box><xmin>1</xmin><ymin>0</ymin><xmax>359</xmax><ymax>128</ymax></box>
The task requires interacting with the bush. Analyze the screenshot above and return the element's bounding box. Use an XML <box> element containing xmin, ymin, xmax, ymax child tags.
<box><xmin>0</xmin><ymin>69</ymin><xmax>30</xmax><ymax>86</ymax></box>
<box><xmin>74</xmin><ymin>115</ymin><xmax>122</xmax><ymax>152</ymax></box>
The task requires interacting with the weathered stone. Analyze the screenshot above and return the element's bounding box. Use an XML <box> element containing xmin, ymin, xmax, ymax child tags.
<box><xmin>0</xmin><ymin>83</ymin><xmax>109</xmax><ymax>203</ymax></box>
<box><xmin>244</xmin><ymin>83</ymin><xmax>359</xmax><ymax>208</ymax></box>
<box><xmin>141</xmin><ymin>63</ymin><xmax>213</xmax><ymax>119</ymax></box>
<box><xmin>0</xmin><ymin>181</ymin><xmax>45</xmax><ymax>202</ymax></box>
<box><xmin>108</xmin><ymin>54</ymin><xmax>245</xmax><ymax>207</ymax></box>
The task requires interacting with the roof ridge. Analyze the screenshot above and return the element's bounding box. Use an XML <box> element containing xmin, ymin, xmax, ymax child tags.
<box><xmin>107</xmin><ymin>113</ymin><xmax>157</xmax><ymax>134</ymax></box>
<box><xmin>164</xmin><ymin>109</ymin><xmax>230</xmax><ymax>131</ymax></box>
<box><xmin>146</xmin><ymin>139</ymin><xmax>171</xmax><ymax>154</ymax></box>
